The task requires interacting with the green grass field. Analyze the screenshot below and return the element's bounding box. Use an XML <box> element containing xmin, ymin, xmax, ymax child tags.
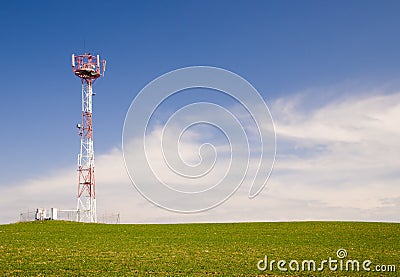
<box><xmin>0</xmin><ymin>221</ymin><xmax>398</xmax><ymax>276</ymax></box>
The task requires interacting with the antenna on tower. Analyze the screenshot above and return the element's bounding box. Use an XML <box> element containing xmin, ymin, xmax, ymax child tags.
<box><xmin>71</xmin><ymin>53</ymin><xmax>106</xmax><ymax>223</ymax></box>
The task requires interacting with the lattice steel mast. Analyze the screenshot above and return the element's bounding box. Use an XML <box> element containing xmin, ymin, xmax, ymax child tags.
<box><xmin>72</xmin><ymin>53</ymin><xmax>106</xmax><ymax>223</ymax></box>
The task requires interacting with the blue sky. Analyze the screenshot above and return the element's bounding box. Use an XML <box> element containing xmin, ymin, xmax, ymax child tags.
<box><xmin>0</xmin><ymin>1</ymin><xmax>399</xmax><ymax>223</ymax></box>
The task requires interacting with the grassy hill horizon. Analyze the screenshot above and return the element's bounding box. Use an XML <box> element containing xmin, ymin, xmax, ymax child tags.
<box><xmin>0</xmin><ymin>221</ymin><xmax>398</xmax><ymax>276</ymax></box>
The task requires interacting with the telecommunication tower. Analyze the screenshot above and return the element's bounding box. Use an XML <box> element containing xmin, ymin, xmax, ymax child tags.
<box><xmin>72</xmin><ymin>53</ymin><xmax>106</xmax><ymax>223</ymax></box>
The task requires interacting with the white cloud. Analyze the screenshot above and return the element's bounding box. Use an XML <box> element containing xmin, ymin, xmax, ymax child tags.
<box><xmin>269</xmin><ymin>89</ymin><xmax>400</xmax><ymax>220</ymax></box>
<box><xmin>1</xmin><ymin>87</ymin><xmax>399</xmax><ymax>224</ymax></box>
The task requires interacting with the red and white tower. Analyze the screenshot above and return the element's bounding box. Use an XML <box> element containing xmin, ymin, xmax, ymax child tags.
<box><xmin>72</xmin><ymin>53</ymin><xmax>106</xmax><ymax>223</ymax></box>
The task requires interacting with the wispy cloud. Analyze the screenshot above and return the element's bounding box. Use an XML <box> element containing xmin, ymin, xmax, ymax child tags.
<box><xmin>270</xmin><ymin>89</ymin><xmax>400</xmax><ymax>220</ymax></box>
